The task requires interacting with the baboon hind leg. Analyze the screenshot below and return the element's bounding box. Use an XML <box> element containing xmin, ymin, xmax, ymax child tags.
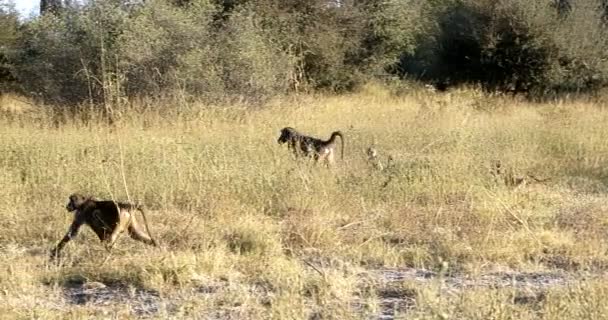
<box><xmin>316</xmin><ymin>149</ymin><xmax>333</xmax><ymax>166</ymax></box>
<box><xmin>106</xmin><ymin>226</ymin><xmax>123</xmax><ymax>252</ymax></box>
<box><xmin>326</xmin><ymin>150</ymin><xmax>335</xmax><ymax>166</ymax></box>
<box><xmin>128</xmin><ymin>223</ymin><xmax>157</xmax><ymax>246</ymax></box>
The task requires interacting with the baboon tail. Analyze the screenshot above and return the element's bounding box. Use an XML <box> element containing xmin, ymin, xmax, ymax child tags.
<box><xmin>336</xmin><ymin>132</ymin><xmax>344</xmax><ymax>161</ymax></box>
<box><xmin>136</xmin><ymin>206</ymin><xmax>158</xmax><ymax>246</ymax></box>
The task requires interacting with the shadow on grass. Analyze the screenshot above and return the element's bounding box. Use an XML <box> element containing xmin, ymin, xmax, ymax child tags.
<box><xmin>43</xmin><ymin>272</ymin><xmax>163</xmax><ymax>316</ymax></box>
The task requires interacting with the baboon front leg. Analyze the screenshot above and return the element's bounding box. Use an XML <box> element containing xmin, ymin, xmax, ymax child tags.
<box><xmin>51</xmin><ymin>234</ymin><xmax>71</xmax><ymax>259</ymax></box>
<box><xmin>51</xmin><ymin>220</ymin><xmax>82</xmax><ymax>259</ymax></box>
<box><xmin>128</xmin><ymin>224</ymin><xmax>157</xmax><ymax>246</ymax></box>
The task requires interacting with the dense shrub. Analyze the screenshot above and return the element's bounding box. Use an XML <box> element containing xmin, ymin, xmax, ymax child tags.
<box><xmin>352</xmin><ymin>0</ymin><xmax>423</xmax><ymax>75</ymax></box>
<box><xmin>402</xmin><ymin>0</ymin><xmax>608</xmax><ymax>95</ymax></box>
<box><xmin>4</xmin><ymin>0</ymin><xmax>608</xmax><ymax>104</ymax></box>
<box><xmin>117</xmin><ymin>0</ymin><xmax>221</xmax><ymax>100</ymax></box>
<box><xmin>9</xmin><ymin>2</ymin><xmax>128</xmax><ymax>104</ymax></box>
<box><xmin>215</xmin><ymin>6</ymin><xmax>295</xmax><ymax>99</ymax></box>
<box><xmin>238</xmin><ymin>0</ymin><xmax>367</xmax><ymax>92</ymax></box>
<box><xmin>0</xmin><ymin>2</ymin><xmax>19</xmax><ymax>90</ymax></box>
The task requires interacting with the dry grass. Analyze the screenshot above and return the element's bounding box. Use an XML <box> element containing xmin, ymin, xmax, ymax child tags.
<box><xmin>1</xmin><ymin>84</ymin><xmax>608</xmax><ymax>318</ymax></box>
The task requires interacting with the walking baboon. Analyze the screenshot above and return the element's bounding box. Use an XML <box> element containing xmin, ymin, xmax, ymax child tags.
<box><xmin>366</xmin><ymin>146</ymin><xmax>383</xmax><ymax>170</ymax></box>
<box><xmin>490</xmin><ymin>160</ymin><xmax>550</xmax><ymax>187</ymax></box>
<box><xmin>366</xmin><ymin>146</ymin><xmax>395</xmax><ymax>172</ymax></box>
<box><xmin>277</xmin><ymin>127</ymin><xmax>345</xmax><ymax>165</ymax></box>
<box><xmin>51</xmin><ymin>194</ymin><xmax>158</xmax><ymax>258</ymax></box>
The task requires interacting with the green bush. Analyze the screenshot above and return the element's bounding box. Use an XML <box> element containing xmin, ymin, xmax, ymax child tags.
<box><xmin>0</xmin><ymin>1</ymin><xmax>19</xmax><ymax>90</ymax></box>
<box><xmin>10</xmin><ymin>2</ymin><xmax>128</xmax><ymax>104</ymax></box>
<box><xmin>352</xmin><ymin>0</ymin><xmax>423</xmax><ymax>75</ymax></box>
<box><xmin>117</xmin><ymin>0</ymin><xmax>221</xmax><ymax>100</ymax></box>
<box><xmin>402</xmin><ymin>0</ymin><xmax>608</xmax><ymax>96</ymax></box>
<box><xmin>7</xmin><ymin>0</ymin><xmax>608</xmax><ymax>104</ymax></box>
<box><xmin>236</xmin><ymin>0</ymin><xmax>366</xmax><ymax>92</ymax></box>
<box><xmin>215</xmin><ymin>6</ymin><xmax>295</xmax><ymax>100</ymax></box>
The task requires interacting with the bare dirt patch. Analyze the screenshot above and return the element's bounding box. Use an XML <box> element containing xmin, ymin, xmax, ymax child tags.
<box><xmin>61</xmin><ymin>281</ymin><xmax>164</xmax><ymax>317</ymax></box>
<box><xmin>357</xmin><ymin>267</ymin><xmax>599</xmax><ymax>320</ymax></box>
<box><xmin>47</xmin><ymin>266</ymin><xmax>602</xmax><ymax>319</ymax></box>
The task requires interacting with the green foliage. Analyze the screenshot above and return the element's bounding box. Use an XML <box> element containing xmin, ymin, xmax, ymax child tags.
<box><xmin>6</xmin><ymin>0</ymin><xmax>608</xmax><ymax>103</ymax></box>
<box><xmin>230</xmin><ymin>0</ymin><xmax>369</xmax><ymax>92</ymax></box>
<box><xmin>353</xmin><ymin>0</ymin><xmax>423</xmax><ymax>74</ymax></box>
<box><xmin>11</xmin><ymin>14</ymin><xmax>85</xmax><ymax>102</ymax></box>
<box><xmin>118</xmin><ymin>0</ymin><xmax>296</xmax><ymax>101</ymax></box>
<box><xmin>5</xmin><ymin>0</ymin><xmax>429</xmax><ymax>102</ymax></box>
<box><xmin>118</xmin><ymin>0</ymin><xmax>220</xmax><ymax>99</ymax></box>
<box><xmin>0</xmin><ymin>1</ymin><xmax>19</xmax><ymax>89</ymax></box>
<box><xmin>219</xmin><ymin>7</ymin><xmax>294</xmax><ymax>98</ymax></box>
<box><xmin>545</xmin><ymin>0</ymin><xmax>608</xmax><ymax>93</ymax></box>
<box><xmin>10</xmin><ymin>1</ymin><xmax>129</xmax><ymax>103</ymax></box>
<box><xmin>403</xmin><ymin>0</ymin><xmax>608</xmax><ymax>95</ymax></box>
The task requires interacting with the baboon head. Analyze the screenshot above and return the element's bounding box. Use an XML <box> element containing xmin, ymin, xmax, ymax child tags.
<box><xmin>66</xmin><ymin>193</ymin><xmax>88</xmax><ymax>212</ymax></box>
<box><xmin>278</xmin><ymin>127</ymin><xmax>297</xmax><ymax>144</ymax></box>
<box><xmin>366</xmin><ymin>146</ymin><xmax>378</xmax><ymax>160</ymax></box>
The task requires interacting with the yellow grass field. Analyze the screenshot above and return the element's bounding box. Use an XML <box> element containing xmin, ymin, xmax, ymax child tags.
<box><xmin>1</xmin><ymin>85</ymin><xmax>608</xmax><ymax>319</ymax></box>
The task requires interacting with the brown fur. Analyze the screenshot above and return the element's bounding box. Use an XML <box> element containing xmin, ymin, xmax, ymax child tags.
<box><xmin>51</xmin><ymin>193</ymin><xmax>158</xmax><ymax>258</ymax></box>
<box><xmin>277</xmin><ymin>127</ymin><xmax>345</xmax><ymax>165</ymax></box>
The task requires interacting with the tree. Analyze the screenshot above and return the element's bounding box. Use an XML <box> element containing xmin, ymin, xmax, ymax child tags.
<box><xmin>40</xmin><ymin>0</ymin><xmax>72</xmax><ymax>15</ymax></box>
<box><xmin>0</xmin><ymin>1</ymin><xmax>19</xmax><ymax>89</ymax></box>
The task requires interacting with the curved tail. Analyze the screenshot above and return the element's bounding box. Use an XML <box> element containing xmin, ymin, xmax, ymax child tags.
<box><xmin>136</xmin><ymin>206</ymin><xmax>158</xmax><ymax>247</ymax></box>
<box><xmin>332</xmin><ymin>131</ymin><xmax>344</xmax><ymax>161</ymax></box>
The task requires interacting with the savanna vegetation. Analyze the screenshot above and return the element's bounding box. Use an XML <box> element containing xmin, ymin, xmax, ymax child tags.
<box><xmin>2</xmin><ymin>0</ymin><xmax>608</xmax><ymax>319</ymax></box>
<box><xmin>3</xmin><ymin>0</ymin><xmax>608</xmax><ymax>105</ymax></box>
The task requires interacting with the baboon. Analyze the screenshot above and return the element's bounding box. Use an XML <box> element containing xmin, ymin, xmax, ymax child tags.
<box><xmin>490</xmin><ymin>160</ymin><xmax>550</xmax><ymax>187</ymax></box>
<box><xmin>51</xmin><ymin>194</ymin><xmax>158</xmax><ymax>258</ymax></box>
<box><xmin>366</xmin><ymin>146</ymin><xmax>395</xmax><ymax>172</ymax></box>
<box><xmin>366</xmin><ymin>146</ymin><xmax>384</xmax><ymax>170</ymax></box>
<box><xmin>366</xmin><ymin>146</ymin><xmax>378</xmax><ymax>159</ymax></box>
<box><xmin>277</xmin><ymin>127</ymin><xmax>345</xmax><ymax>165</ymax></box>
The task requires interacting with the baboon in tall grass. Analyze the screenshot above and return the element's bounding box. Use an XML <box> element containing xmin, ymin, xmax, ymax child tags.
<box><xmin>277</xmin><ymin>127</ymin><xmax>344</xmax><ymax>165</ymax></box>
<box><xmin>490</xmin><ymin>160</ymin><xmax>550</xmax><ymax>187</ymax></box>
<box><xmin>51</xmin><ymin>193</ymin><xmax>158</xmax><ymax>259</ymax></box>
